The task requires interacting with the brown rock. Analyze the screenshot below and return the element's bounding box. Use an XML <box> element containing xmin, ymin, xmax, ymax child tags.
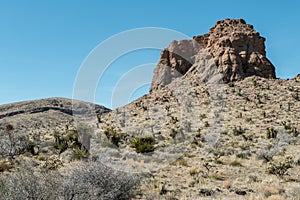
<box><xmin>150</xmin><ymin>19</ymin><xmax>276</xmax><ymax>92</ymax></box>
<box><xmin>294</xmin><ymin>74</ymin><xmax>300</xmax><ymax>80</ymax></box>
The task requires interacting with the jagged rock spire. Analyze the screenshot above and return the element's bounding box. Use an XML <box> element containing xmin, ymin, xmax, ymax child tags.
<box><xmin>151</xmin><ymin>19</ymin><xmax>276</xmax><ymax>91</ymax></box>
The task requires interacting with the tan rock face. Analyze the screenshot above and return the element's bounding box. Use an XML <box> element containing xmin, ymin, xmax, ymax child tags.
<box><xmin>151</xmin><ymin>19</ymin><xmax>276</xmax><ymax>91</ymax></box>
<box><xmin>294</xmin><ymin>74</ymin><xmax>300</xmax><ymax>80</ymax></box>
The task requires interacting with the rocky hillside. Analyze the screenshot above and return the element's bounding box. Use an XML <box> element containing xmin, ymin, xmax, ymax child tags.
<box><xmin>0</xmin><ymin>97</ymin><xmax>109</xmax><ymax>134</ymax></box>
<box><xmin>0</xmin><ymin>98</ymin><xmax>109</xmax><ymax>169</ymax></box>
<box><xmin>99</xmin><ymin>19</ymin><xmax>300</xmax><ymax>199</ymax></box>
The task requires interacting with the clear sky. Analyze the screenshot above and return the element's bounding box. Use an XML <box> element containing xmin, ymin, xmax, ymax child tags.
<box><xmin>0</xmin><ymin>0</ymin><xmax>299</xmax><ymax>108</ymax></box>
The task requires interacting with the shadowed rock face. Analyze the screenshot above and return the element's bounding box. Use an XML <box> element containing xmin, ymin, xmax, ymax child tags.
<box><xmin>151</xmin><ymin>19</ymin><xmax>276</xmax><ymax>91</ymax></box>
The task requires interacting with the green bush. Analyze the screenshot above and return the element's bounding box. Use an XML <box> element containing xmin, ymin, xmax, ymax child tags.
<box><xmin>52</xmin><ymin>130</ymin><xmax>82</xmax><ymax>153</ymax></box>
<box><xmin>130</xmin><ymin>136</ymin><xmax>156</xmax><ymax>153</ymax></box>
<box><xmin>104</xmin><ymin>128</ymin><xmax>122</xmax><ymax>147</ymax></box>
<box><xmin>72</xmin><ymin>147</ymin><xmax>89</xmax><ymax>160</ymax></box>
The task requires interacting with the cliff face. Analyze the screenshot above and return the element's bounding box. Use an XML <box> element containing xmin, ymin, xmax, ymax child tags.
<box><xmin>151</xmin><ymin>19</ymin><xmax>276</xmax><ymax>91</ymax></box>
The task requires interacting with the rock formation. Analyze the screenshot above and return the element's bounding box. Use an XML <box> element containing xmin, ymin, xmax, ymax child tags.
<box><xmin>151</xmin><ymin>19</ymin><xmax>276</xmax><ymax>91</ymax></box>
<box><xmin>0</xmin><ymin>97</ymin><xmax>110</xmax><ymax>120</ymax></box>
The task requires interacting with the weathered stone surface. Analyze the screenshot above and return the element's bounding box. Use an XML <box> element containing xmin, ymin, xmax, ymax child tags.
<box><xmin>294</xmin><ymin>74</ymin><xmax>300</xmax><ymax>80</ymax></box>
<box><xmin>0</xmin><ymin>97</ymin><xmax>110</xmax><ymax>120</ymax></box>
<box><xmin>151</xmin><ymin>19</ymin><xmax>276</xmax><ymax>91</ymax></box>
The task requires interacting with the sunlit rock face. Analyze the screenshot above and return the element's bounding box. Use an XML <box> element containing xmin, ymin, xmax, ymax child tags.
<box><xmin>151</xmin><ymin>19</ymin><xmax>276</xmax><ymax>92</ymax></box>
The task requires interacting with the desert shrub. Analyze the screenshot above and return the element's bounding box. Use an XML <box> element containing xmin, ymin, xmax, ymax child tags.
<box><xmin>267</xmin><ymin>157</ymin><xmax>293</xmax><ymax>177</ymax></box>
<box><xmin>236</xmin><ymin>151</ymin><xmax>251</xmax><ymax>159</ymax></box>
<box><xmin>232</xmin><ymin>126</ymin><xmax>245</xmax><ymax>136</ymax></box>
<box><xmin>209</xmin><ymin>172</ymin><xmax>224</xmax><ymax>181</ymax></box>
<box><xmin>0</xmin><ymin>160</ymin><xmax>139</xmax><ymax>200</ymax></box>
<box><xmin>61</xmin><ymin>160</ymin><xmax>139</xmax><ymax>200</ymax></box>
<box><xmin>52</xmin><ymin>129</ymin><xmax>88</xmax><ymax>159</ymax></box>
<box><xmin>56</xmin><ymin>130</ymin><xmax>81</xmax><ymax>149</ymax></box>
<box><xmin>0</xmin><ymin>168</ymin><xmax>60</xmax><ymax>200</ymax></box>
<box><xmin>292</xmin><ymin>91</ymin><xmax>299</xmax><ymax>101</ymax></box>
<box><xmin>171</xmin><ymin>157</ymin><xmax>188</xmax><ymax>166</ymax></box>
<box><xmin>266</xmin><ymin>127</ymin><xmax>278</xmax><ymax>139</ymax></box>
<box><xmin>40</xmin><ymin>155</ymin><xmax>63</xmax><ymax>170</ymax></box>
<box><xmin>131</xmin><ymin>136</ymin><xmax>156</xmax><ymax>153</ymax></box>
<box><xmin>72</xmin><ymin>147</ymin><xmax>89</xmax><ymax>160</ymax></box>
<box><xmin>26</xmin><ymin>140</ymin><xmax>37</xmax><ymax>155</ymax></box>
<box><xmin>281</xmin><ymin>121</ymin><xmax>299</xmax><ymax>136</ymax></box>
<box><xmin>104</xmin><ymin>128</ymin><xmax>122</xmax><ymax>147</ymax></box>
<box><xmin>229</xmin><ymin>160</ymin><xmax>242</xmax><ymax>167</ymax></box>
<box><xmin>0</xmin><ymin>160</ymin><xmax>13</xmax><ymax>172</ymax></box>
<box><xmin>0</xmin><ymin>124</ymin><xmax>31</xmax><ymax>159</ymax></box>
<box><xmin>52</xmin><ymin>131</ymin><xmax>68</xmax><ymax>153</ymax></box>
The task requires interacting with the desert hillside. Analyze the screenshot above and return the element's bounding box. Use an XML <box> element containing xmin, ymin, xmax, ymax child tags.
<box><xmin>0</xmin><ymin>19</ymin><xmax>300</xmax><ymax>200</ymax></box>
<box><xmin>99</xmin><ymin>19</ymin><xmax>300</xmax><ymax>199</ymax></box>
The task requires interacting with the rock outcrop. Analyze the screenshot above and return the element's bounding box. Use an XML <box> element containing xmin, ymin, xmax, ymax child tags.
<box><xmin>151</xmin><ymin>19</ymin><xmax>276</xmax><ymax>91</ymax></box>
<box><xmin>0</xmin><ymin>98</ymin><xmax>110</xmax><ymax>120</ymax></box>
<box><xmin>294</xmin><ymin>74</ymin><xmax>300</xmax><ymax>80</ymax></box>
<box><xmin>0</xmin><ymin>98</ymin><xmax>110</xmax><ymax>137</ymax></box>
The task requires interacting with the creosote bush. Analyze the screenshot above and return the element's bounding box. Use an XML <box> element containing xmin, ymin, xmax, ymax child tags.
<box><xmin>266</xmin><ymin>156</ymin><xmax>294</xmax><ymax>177</ymax></box>
<box><xmin>0</xmin><ymin>159</ymin><xmax>139</xmax><ymax>200</ymax></box>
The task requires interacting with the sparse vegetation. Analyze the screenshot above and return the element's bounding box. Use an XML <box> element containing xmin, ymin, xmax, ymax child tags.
<box><xmin>171</xmin><ymin>157</ymin><xmax>188</xmax><ymax>166</ymax></box>
<box><xmin>292</xmin><ymin>91</ymin><xmax>299</xmax><ymax>101</ymax></box>
<box><xmin>229</xmin><ymin>160</ymin><xmax>242</xmax><ymax>167</ymax></box>
<box><xmin>72</xmin><ymin>147</ymin><xmax>89</xmax><ymax>160</ymax></box>
<box><xmin>266</xmin><ymin>127</ymin><xmax>278</xmax><ymax>139</ymax></box>
<box><xmin>204</xmin><ymin>121</ymin><xmax>210</xmax><ymax>127</ymax></box>
<box><xmin>232</xmin><ymin>126</ymin><xmax>245</xmax><ymax>136</ymax></box>
<box><xmin>52</xmin><ymin>126</ymin><xmax>90</xmax><ymax>160</ymax></box>
<box><xmin>0</xmin><ymin>124</ymin><xmax>33</xmax><ymax>159</ymax></box>
<box><xmin>104</xmin><ymin>128</ymin><xmax>123</xmax><ymax>147</ymax></box>
<box><xmin>0</xmin><ymin>160</ymin><xmax>13</xmax><ymax>172</ymax></box>
<box><xmin>267</xmin><ymin>157</ymin><xmax>294</xmax><ymax>177</ymax></box>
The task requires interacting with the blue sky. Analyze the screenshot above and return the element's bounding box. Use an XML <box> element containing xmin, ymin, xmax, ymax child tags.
<box><xmin>0</xmin><ymin>0</ymin><xmax>299</xmax><ymax>108</ymax></box>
